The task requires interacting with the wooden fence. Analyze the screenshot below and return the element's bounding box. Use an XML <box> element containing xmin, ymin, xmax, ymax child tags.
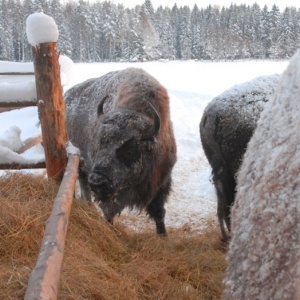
<box><xmin>0</xmin><ymin>42</ymin><xmax>80</xmax><ymax>299</ymax></box>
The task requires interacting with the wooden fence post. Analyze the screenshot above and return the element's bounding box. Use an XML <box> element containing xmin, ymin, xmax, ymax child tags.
<box><xmin>32</xmin><ymin>42</ymin><xmax>67</xmax><ymax>183</ymax></box>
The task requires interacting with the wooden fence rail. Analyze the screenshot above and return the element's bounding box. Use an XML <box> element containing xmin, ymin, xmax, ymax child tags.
<box><xmin>0</xmin><ymin>161</ymin><xmax>46</xmax><ymax>170</ymax></box>
<box><xmin>0</xmin><ymin>72</ymin><xmax>36</xmax><ymax>112</ymax></box>
<box><xmin>0</xmin><ymin>100</ymin><xmax>37</xmax><ymax>108</ymax></box>
<box><xmin>0</xmin><ymin>72</ymin><xmax>35</xmax><ymax>75</ymax></box>
<box><xmin>24</xmin><ymin>154</ymin><xmax>80</xmax><ymax>300</ymax></box>
<box><xmin>0</xmin><ymin>42</ymin><xmax>68</xmax><ymax>183</ymax></box>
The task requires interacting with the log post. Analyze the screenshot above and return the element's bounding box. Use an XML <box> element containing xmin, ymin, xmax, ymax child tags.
<box><xmin>24</xmin><ymin>154</ymin><xmax>80</xmax><ymax>300</ymax></box>
<box><xmin>32</xmin><ymin>42</ymin><xmax>67</xmax><ymax>183</ymax></box>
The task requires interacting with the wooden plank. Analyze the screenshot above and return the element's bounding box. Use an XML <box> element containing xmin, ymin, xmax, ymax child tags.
<box><xmin>0</xmin><ymin>100</ymin><xmax>37</xmax><ymax>108</ymax></box>
<box><xmin>0</xmin><ymin>72</ymin><xmax>35</xmax><ymax>75</ymax></box>
<box><xmin>32</xmin><ymin>42</ymin><xmax>68</xmax><ymax>183</ymax></box>
<box><xmin>0</xmin><ymin>161</ymin><xmax>46</xmax><ymax>170</ymax></box>
<box><xmin>24</xmin><ymin>154</ymin><xmax>80</xmax><ymax>300</ymax></box>
<box><xmin>17</xmin><ymin>135</ymin><xmax>43</xmax><ymax>154</ymax></box>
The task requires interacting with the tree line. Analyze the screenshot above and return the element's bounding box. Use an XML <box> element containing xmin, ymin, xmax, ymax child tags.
<box><xmin>1</xmin><ymin>0</ymin><xmax>300</xmax><ymax>62</ymax></box>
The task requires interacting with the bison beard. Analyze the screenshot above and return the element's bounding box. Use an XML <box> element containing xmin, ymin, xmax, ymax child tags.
<box><xmin>65</xmin><ymin>68</ymin><xmax>177</xmax><ymax>235</ymax></box>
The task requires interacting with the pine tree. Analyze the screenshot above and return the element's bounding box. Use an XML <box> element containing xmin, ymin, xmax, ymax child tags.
<box><xmin>177</xmin><ymin>6</ymin><xmax>192</xmax><ymax>60</ymax></box>
<box><xmin>33</xmin><ymin>0</ymin><xmax>49</xmax><ymax>13</ymax></box>
<box><xmin>50</xmin><ymin>0</ymin><xmax>73</xmax><ymax>57</ymax></box>
<box><xmin>158</xmin><ymin>6</ymin><xmax>177</xmax><ymax>59</ymax></box>
<box><xmin>269</xmin><ymin>4</ymin><xmax>281</xmax><ymax>58</ymax></box>
<box><xmin>3</xmin><ymin>0</ymin><xmax>300</xmax><ymax>62</ymax></box>
<box><xmin>0</xmin><ymin>0</ymin><xmax>14</xmax><ymax>60</ymax></box>
<box><xmin>139</xmin><ymin>1</ymin><xmax>161</xmax><ymax>60</ymax></box>
<box><xmin>190</xmin><ymin>4</ymin><xmax>204</xmax><ymax>59</ymax></box>
<box><xmin>22</xmin><ymin>0</ymin><xmax>35</xmax><ymax>61</ymax></box>
<box><xmin>11</xmin><ymin>0</ymin><xmax>24</xmax><ymax>61</ymax></box>
<box><xmin>171</xmin><ymin>4</ymin><xmax>182</xmax><ymax>59</ymax></box>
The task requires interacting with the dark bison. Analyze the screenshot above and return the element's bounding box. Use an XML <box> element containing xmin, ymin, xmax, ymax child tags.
<box><xmin>199</xmin><ymin>74</ymin><xmax>279</xmax><ymax>241</ymax></box>
<box><xmin>64</xmin><ymin>68</ymin><xmax>177</xmax><ymax>235</ymax></box>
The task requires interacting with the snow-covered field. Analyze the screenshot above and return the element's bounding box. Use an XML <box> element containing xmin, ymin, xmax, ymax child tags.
<box><xmin>0</xmin><ymin>59</ymin><xmax>289</xmax><ymax>233</ymax></box>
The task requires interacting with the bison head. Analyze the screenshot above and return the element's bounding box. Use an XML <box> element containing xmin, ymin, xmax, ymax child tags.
<box><xmin>88</xmin><ymin>101</ymin><xmax>161</xmax><ymax>205</ymax></box>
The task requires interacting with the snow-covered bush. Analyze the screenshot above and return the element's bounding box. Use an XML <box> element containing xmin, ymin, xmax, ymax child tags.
<box><xmin>223</xmin><ymin>50</ymin><xmax>300</xmax><ymax>299</ymax></box>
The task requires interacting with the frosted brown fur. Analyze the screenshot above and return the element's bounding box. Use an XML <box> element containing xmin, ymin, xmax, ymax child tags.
<box><xmin>223</xmin><ymin>50</ymin><xmax>300</xmax><ymax>299</ymax></box>
<box><xmin>65</xmin><ymin>68</ymin><xmax>177</xmax><ymax>235</ymax></box>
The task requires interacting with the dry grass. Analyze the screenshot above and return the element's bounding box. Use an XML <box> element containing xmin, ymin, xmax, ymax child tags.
<box><xmin>0</xmin><ymin>173</ymin><xmax>227</xmax><ymax>300</ymax></box>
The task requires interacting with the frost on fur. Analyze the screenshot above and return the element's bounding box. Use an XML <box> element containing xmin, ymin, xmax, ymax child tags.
<box><xmin>200</xmin><ymin>74</ymin><xmax>279</xmax><ymax>241</ymax></box>
<box><xmin>223</xmin><ymin>50</ymin><xmax>300</xmax><ymax>299</ymax></box>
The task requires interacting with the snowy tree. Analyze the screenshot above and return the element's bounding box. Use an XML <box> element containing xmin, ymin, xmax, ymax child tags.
<box><xmin>190</xmin><ymin>5</ymin><xmax>205</xmax><ymax>59</ymax></box>
<box><xmin>155</xmin><ymin>6</ymin><xmax>175</xmax><ymax>59</ymax></box>
<box><xmin>143</xmin><ymin>0</ymin><xmax>155</xmax><ymax>23</ymax></box>
<box><xmin>11</xmin><ymin>0</ymin><xmax>25</xmax><ymax>61</ymax></box>
<box><xmin>202</xmin><ymin>5</ymin><xmax>221</xmax><ymax>60</ymax></box>
<box><xmin>0</xmin><ymin>0</ymin><xmax>14</xmax><ymax>60</ymax></box>
<box><xmin>177</xmin><ymin>6</ymin><xmax>192</xmax><ymax>60</ymax></box>
<box><xmin>33</xmin><ymin>0</ymin><xmax>49</xmax><ymax>13</ymax></box>
<box><xmin>248</xmin><ymin>3</ymin><xmax>264</xmax><ymax>58</ymax></box>
<box><xmin>50</xmin><ymin>0</ymin><xmax>72</xmax><ymax>57</ymax></box>
<box><xmin>269</xmin><ymin>4</ymin><xmax>281</xmax><ymax>58</ymax></box>
<box><xmin>278</xmin><ymin>8</ymin><xmax>296</xmax><ymax>58</ymax></box>
<box><xmin>122</xmin><ymin>9</ymin><xmax>144</xmax><ymax>61</ymax></box>
<box><xmin>138</xmin><ymin>2</ymin><xmax>161</xmax><ymax>60</ymax></box>
<box><xmin>22</xmin><ymin>0</ymin><xmax>35</xmax><ymax>61</ymax></box>
<box><xmin>113</xmin><ymin>4</ymin><xmax>128</xmax><ymax>61</ymax></box>
<box><xmin>2</xmin><ymin>0</ymin><xmax>300</xmax><ymax>62</ymax></box>
<box><xmin>100</xmin><ymin>2</ymin><xmax>118</xmax><ymax>61</ymax></box>
<box><xmin>72</xmin><ymin>0</ymin><xmax>91</xmax><ymax>61</ymax></box>
<box><xmin>260</xmin><ymin>5</ymin><xmax>272</xmax><ymax>58</ymax></box>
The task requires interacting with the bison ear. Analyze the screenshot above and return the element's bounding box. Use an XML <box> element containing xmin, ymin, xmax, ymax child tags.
<box><xmin>143</xmin><ymin>101</ymin><xmax>161</xmax><ymax>139</ymax></box>
<box><xmin>97</xmin><ymin>95</ymin><xmax>109</xmax><ymax>116</ymax></box>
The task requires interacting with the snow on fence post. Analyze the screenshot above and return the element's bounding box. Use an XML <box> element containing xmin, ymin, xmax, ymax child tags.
<box><xmin>24</xmin><ymin>153</ymin><xmax>80</xmax><ymax>300</ymax></box>
<box><xmin>26</xmin><ymin>13</ymin><xmax>68</xmax><ymax>183</ymax></box>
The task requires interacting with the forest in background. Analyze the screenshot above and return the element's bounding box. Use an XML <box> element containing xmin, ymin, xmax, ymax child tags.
<box><xmin>1</xmin><ymin>0</ymin><xmax>300</xmax><ymax>62</ymax></box>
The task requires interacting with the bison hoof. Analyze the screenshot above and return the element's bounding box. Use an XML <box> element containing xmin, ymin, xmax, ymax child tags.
<box><xmin>156</xmin><ymin>222</ymin><xmax>167</xmax><ymax>236</ymax></box>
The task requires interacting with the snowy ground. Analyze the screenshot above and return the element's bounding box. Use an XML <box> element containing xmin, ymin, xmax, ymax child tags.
<box><xmin>0</xmin><ymin>60</ymin><xmax>289</xmax><ymax>234</ymax></box>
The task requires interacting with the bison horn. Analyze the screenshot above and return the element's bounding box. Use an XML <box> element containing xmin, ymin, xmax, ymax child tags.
<box><xmin>142</xmin><ymin>101</ymin><xmax>161</xmax><ymax>139</ymax></box>
<box><xmin>97</xmin><ymin>95</ymin><xmax>109</xmax><ymax>116</ymax></box>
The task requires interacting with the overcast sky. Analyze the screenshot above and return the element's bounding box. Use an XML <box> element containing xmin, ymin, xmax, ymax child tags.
<box><xmin>103</xmin><ymin>0</ymin><xmax>300</xmax><ymax>11</ymax></box>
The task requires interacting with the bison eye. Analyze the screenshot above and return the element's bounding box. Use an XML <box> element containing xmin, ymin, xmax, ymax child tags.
<box><xmin>116</xmin><ymin>139</ymin><xmax>141</xmax><ymax>167</ymax></box>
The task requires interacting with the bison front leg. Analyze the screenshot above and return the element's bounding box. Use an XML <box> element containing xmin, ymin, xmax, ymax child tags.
<box><xmin>78</xmin><ymin>168</ymin><xmax>92</xmax><ymax>200</ymax></box>
<box><xmin>146</xmin><ymin>180</ymin><xmax>171</xmax><ymax>236</ymax></box>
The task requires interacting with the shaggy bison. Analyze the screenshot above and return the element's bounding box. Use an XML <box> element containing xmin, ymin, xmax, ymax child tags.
<box><xmin>223</xmin><ymin>50</ymin><xmax>300</xmax><ymax>300</ymax></box>
<box><xmin>199</xmin><ymin>74</ymin><xmax>279</xmax><ymax>241</ymax></box>
<box><xmin>64</xmin><ymin>68</ymin><xmax>177</xmax><ymax>235</ymax></box>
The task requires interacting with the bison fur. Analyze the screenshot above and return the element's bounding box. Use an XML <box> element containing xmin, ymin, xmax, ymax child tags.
<box><xmin>223</xmin><ymin>49</ymin><xmax>300</xmax><ymax>300</ymax></box>
<box><xmin>199</xmin><ymin>74</ymin><xmax>279</xmax><ymax>241</ymax></box>
<box><xmin>64</xmin><ymin>68</ymin><xmax>177</xmax><ymax>235</ymax></box>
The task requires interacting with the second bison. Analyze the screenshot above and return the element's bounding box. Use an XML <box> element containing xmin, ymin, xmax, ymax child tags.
<box><xmin>200</xmin><ymin>74</ymin><xmax>279</xmax><ymax>241</ymax></box>
<box><xmin>64</xmin><ymin>68</ymin><xmax>177</xmax><ymax>235</ymax></box>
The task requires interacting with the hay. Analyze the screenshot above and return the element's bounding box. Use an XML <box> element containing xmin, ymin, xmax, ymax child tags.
<box><xmin>0</xmin><ymin>173</ymin><xmax>227</xmax><ymax>299</ymax></box>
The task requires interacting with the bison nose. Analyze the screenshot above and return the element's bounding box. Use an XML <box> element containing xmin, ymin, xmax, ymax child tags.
<box><xmin>88</xmin><ymin>171</ymin><xmax>108</xmax><ymax>186</ymax></box>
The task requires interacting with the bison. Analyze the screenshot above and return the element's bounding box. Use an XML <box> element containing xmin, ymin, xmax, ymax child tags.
<box><xmin>64</xmin><ymin>68</ymin><xmax>177</xmax><ymax>235</ymax></box>
<box><xmin>199</xmin><ymin>74</ymin><xmax>279</xmax><ymax>241</ymax></box>
<box><xmin>223</xmin><ymin>50</ymin><xmax>300</xmax><ymax>300</ymax></box>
